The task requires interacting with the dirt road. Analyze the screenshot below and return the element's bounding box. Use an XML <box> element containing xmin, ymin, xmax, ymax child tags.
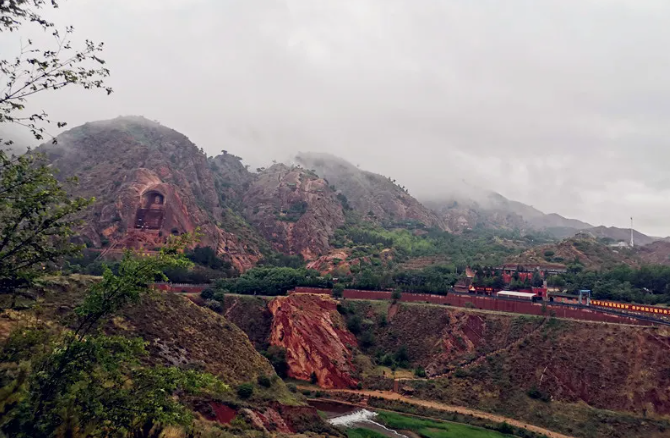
<box><xmin>305</xmin><ymin>387</ymin><xmax>575</xmax><ymax>438</ymax></box>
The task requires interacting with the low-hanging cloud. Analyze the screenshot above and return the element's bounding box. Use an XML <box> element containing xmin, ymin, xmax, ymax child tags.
<box><xmin>5</xmin><ymin>0</ymin><xmax>670</xmax><ymax>235</ymax></box>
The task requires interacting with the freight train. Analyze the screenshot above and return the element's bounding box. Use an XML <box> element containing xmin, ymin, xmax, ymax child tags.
<box><xmin>590</xmin><ymin>299</ymin><xmax>670</xmax><ymax>317</ymax></box>
<box><xmin>467</xmin><ymin>285</ymin><xmax>670</xmax><ymax>318</ymax></box>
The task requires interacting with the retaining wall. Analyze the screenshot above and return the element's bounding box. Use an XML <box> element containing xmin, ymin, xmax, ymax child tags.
<box><xmin>289</xmin><ymin>287</ymin><xmax>654</xmax><ymax>326</ymax></box>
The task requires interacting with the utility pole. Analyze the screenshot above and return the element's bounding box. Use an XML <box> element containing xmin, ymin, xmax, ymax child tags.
<box><xmin>630</xmin><ymin>217</ymin><xmax>634</xmax><ymax>248</ymax></box>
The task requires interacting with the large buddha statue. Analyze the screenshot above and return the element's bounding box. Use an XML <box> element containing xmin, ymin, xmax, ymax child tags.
<box><xmin>149</xmin><ymin>194</ymin><xmax>163</xmax><ymax>210</ymax></box>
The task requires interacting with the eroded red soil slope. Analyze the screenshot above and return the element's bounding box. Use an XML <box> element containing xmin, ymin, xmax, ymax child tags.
<box><xmin>268</xmin><ymin>294</ymin><xmax>358</xmax><ymax>388</ymax></box>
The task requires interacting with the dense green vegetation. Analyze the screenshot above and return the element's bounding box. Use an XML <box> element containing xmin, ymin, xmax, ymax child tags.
<box><xmin>66</xmin><ymin>245</ymin><xmax>239</xmax><ymax>284</ymax></box>
<box><xmin>556</xmin><ymin>262</ymin><xmax>670</xmax><ymax>305</ymax></box>
<box><xmin>215</xmin><ymin>266</ymin><xmax>332</xmax><ymax>296</ymax></box>
<box><xmin>206</xmin><ymin>221</ymin><xmax>554</xmax><ymax>296</ymax></box>
<box><xmin>375</xmin><ymin>411</ymin><xmax>516</xmax><ymax>438</ymax></box>
<box><xmin>331</xmin><ymin>222</ymin><xmax>544</xmax><ymax>267</ymax></box>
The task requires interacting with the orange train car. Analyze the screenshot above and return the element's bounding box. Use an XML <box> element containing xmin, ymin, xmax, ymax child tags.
<box><xmin>590</xmin><ymin>299</ymin><xmax>670</xmax><ymax>316</ymax></box>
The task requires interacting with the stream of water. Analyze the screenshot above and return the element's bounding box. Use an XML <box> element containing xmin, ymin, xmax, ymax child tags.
<box><xmin>327</xmin><ymin>408</ymin><xmax>410</xmax><ymax>438</ymax></box>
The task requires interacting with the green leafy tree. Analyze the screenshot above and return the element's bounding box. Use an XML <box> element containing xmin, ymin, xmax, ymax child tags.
<box><xmin>394</xmin><ymin>345</ymin><xmax>410</xmax><ymax>368</ymax></box>
<box><xmin>1</xmin><ymin>0</ymin><xmax>112</xmax><ymax>302</ymax></box>
<box><xmin>257</xmin><ymin>375</ymin><xmax>272</xmax><ymax>388</ymax></box>
<box><xmin>237</xmin><ymin>382</ymin><xmax>254</xmax><ymax>399</ymax></box>
<box><xmin>332</xmin><ymin>282</ymin><xmax>345</xmax><ymax>299</ymax></box>
<box><xmin>263</xmin><ymin>346</ymin><xmax>289</xmax><ymax>379</ymax></box>
<box><xmin>0</xmin><ymin>152</ymin><xmax>93</xmax><ymax>302</ymax></box>
<box><xmin>391</xmin><ymin>288</ymin><xmax>402</xmax><ymax>301</ymax></box>
<box><xmin>347</xmin><ymin>314</ymin><xmax>362</xmax><ymax>335</ymax></box>
<box><xmin>200</xmin><ymin>287</ymin><xmax>215</xmax><ymax>300</ymax></box>
<box><xmin>1</xmin><ymin>0</ymin><xmax>111</xmax><ymax>143</ymax></box>
<box><xmin>0</xmin><ymin>239</ymin><xmax>228</xmax><ymax>437</ymax></box>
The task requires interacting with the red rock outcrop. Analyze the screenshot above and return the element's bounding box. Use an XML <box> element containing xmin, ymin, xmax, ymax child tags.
<box><xmin>243</xmin><ymin>164</ymin><xmax>345</xmax><ymax>260</ymax></box>
<box><xmin>40</xmin><ymin>116</ymin><xmax>262</xmax><ymax>271</ymax></box>
<box><xmin>267</xmin><ymin>294</ymin><xmax>358</xmax><ymax>389</ymax></box>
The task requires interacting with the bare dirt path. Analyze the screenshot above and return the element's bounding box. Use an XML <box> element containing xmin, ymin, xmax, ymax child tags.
<box><xmin>304</xmin><ymin>387</ymin><xmax>575</xmax><ymax>438</ymax></box>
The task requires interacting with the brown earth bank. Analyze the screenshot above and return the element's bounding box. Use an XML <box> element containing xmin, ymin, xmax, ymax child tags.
<box><xmin>221</xmin><ymin>294</ymin><xmax>273</xmax><ymax>351</ymax></box>
<box><xmin>341</xmin><ymin>300</ymin><xmax>544</xmax><ymax>376</ymax></box>
<box><xmin>407</xmin><ymin>317</ymin><xmax>670</xmax><ymax>416</ymax></box>
<box><xmin>267</xmin><ymin>294</ymin><xmax>359</xmax><ymax>389</ymax></box>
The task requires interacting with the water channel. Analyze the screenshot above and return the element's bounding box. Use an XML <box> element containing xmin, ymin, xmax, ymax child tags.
<box><xmin>309</xmin><ymin>400</ymin><xmax>410</xmax><ymax>438</ymax></box>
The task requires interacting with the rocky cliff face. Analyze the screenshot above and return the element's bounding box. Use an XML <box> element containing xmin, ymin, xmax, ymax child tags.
<box><xmin>209</xmin><ymin>152</ymin><xmax>256</xmax><ymax>212</ymax></box>
<box><xmin>296</xmin><ymin>152</ymin><xmax>446</xmax><ymax>230</ymax></box>
<box><xmin>267</xmin><ymin>294</ymin><xmax>358</xmax><ymax>389</ymax></box>
<box><xmin>243</xmin><ymin>164</ymin><xmax>345</xmax><ymax>259</ymax></box>
<box><xmin>40</xmin><ymin>117</ymin><xmax>262</xmax><ymax>271</ymax></box>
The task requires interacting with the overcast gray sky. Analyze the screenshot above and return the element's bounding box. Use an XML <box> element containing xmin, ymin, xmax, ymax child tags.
<box><xmin>6</xmin><ymin>0</ymin><xmax>670</xmax><ymax>235</ymax></box>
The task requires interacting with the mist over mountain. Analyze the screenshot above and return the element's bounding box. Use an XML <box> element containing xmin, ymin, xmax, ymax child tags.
<box><xmin>0</xmin><ymin>125</ymin><xmax>34</xmax><ymax>155</ymax></box>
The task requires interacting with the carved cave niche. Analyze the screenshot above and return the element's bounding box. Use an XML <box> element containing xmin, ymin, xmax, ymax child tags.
<box><xmin>135</xmin><ymin>190</ymin><xmax>166</xmax><ymax>230</ymax></box>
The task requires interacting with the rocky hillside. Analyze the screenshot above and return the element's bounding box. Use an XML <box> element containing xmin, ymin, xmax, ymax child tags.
<box><xmin>636</xmin><ymin>241</ymin><xmax>670</xmax><ymax>266</ymax></box>
<box><xmin>295</xmin><ymin>152</ymin><xmax>446</xmax><ymax>230</ymax></box>
<box><xmin>242</xmin><ymin>164</ymin><xmax>345</xmax><ymax>259</ymax></box>
<box><xmin>506</xmin><ymin>235</ymin><xmax>639</xmax><ymax>270</ymax></box>
<box><xmin>209</xmin><ymin>151</ymin><xmax>256</xmax><ymax>212</ymax></box>
<box><xmin>40</xmin><ymin>116</ymin><xmax>263</xmax><ymax>271</ymax></box>
<box><xmin>37</xmin><ymin>118</ymin><xmax>358</xmax><ymax>265</ymax></box>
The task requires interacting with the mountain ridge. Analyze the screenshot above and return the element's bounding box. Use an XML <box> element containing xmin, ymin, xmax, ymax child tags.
<box><xmin>34</xmin><ymin>117</ymin><xmax>664</xmax><ymax>275</ymax></box>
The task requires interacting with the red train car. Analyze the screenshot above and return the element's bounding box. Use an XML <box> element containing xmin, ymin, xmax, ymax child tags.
<box><xmin>590</xmin><ymin>299</ymin><xmax>670</xmax><ymax>317</ymax></box>
<box><xmin>469</xmin><ymin>286</ymin><xmax>498</xmax><ymax>295</ymax></box>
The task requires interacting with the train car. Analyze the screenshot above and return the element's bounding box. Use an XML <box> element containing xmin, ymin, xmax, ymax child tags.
<box><xmin>497</xmin><ymin>291</ymin><xmax>542</xmax><ymax>302</ymax></box>
<box><xmin>590</xmin><ymin>299</ymin><xmax>670</xmax><ymax>316</ymax></box>
<box><xmin>549</xmin><ymin>293</ymin><xmax>581</xmax><ymax>305</ymax></box>
<box><xmin>469</xmin><ymin>285</ymin><xmax>497</xmax><ymax>295</ymax></box>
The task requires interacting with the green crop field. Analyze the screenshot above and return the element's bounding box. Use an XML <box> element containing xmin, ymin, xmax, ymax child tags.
<box><xmin>376</xmin><ymin>411</ymin><xmax>516</xmax><ymax>438</ymax></box>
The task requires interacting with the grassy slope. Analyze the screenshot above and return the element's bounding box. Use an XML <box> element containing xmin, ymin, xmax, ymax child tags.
<box><xmin>220</xmin><ymin>294</ymin><xmax>273</xmax><ymax>351</ymax></box>
<box><xmin>21</xmin><ymin>276</ymin><xmax>276</xmax><ymax>386</ymax></box>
